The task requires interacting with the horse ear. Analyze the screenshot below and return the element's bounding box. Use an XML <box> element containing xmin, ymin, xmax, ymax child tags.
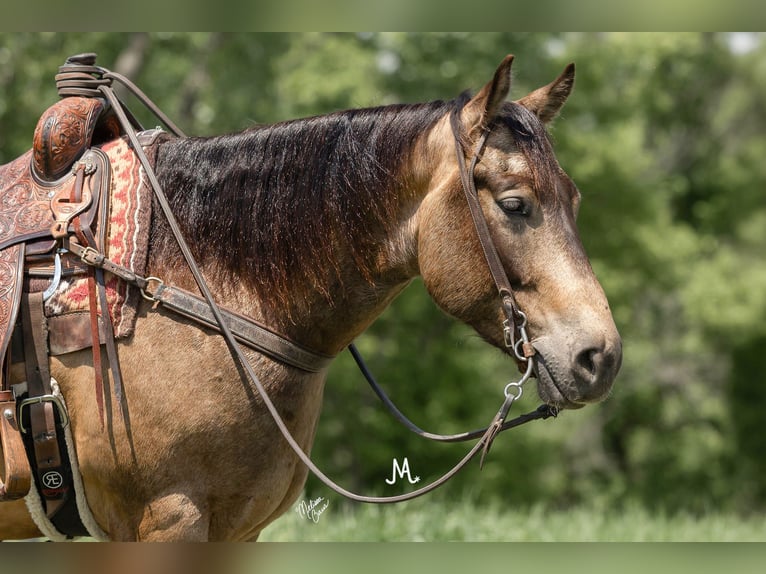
<box><xmin>462</xmin><ymin>55</ymin><xmax>514</xmax><ymax>138</ymax></box>
<box><xmin>515</xmin><ymin>63</ymin><xmax>575</xmax><ymax>124</ymax></box>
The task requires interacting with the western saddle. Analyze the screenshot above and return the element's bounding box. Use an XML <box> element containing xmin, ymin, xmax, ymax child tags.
<box><xmin>0</xmin><ymin>53</ymin><xmax>130</xmax><ymax>531</ymax></box>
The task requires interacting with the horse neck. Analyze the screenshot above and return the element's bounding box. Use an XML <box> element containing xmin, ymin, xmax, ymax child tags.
<box><xmin>149</xmin><ymin>107</ymin><xmax>449</xmax><ymax>356</ymax></box>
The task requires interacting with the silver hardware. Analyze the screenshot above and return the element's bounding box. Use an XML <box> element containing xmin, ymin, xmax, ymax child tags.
<box><xmin>18</xmin><ymin>394</ymin><xmax>69</xmax><ymax>434</ymax></box>
<box><xmin>140</xmin><ymin>276</ymin><xmax>165</xmax><ymax>302</ymax></box>
<box><xmin>71</xmin><ymin>156</ymin><xmax>97</xmax><ymax>176</ymax></box>
<box><xmin>503</xmin><ymin>310</ymin><xmax>529</xmax><ymax>349</ymax></box>
<box><xmin>503</xmin><ymin>358</ymin><xmax>535</xmax><ymax>398</ymax></box>
<box><xmin>77</xmin><ymin>245</ymin><xmax>103</xmax><ymax>265</ymax></box>
<box><xmin>42</xmin><ymin>248</ymin><xmax>67</xmax><ymax>302</ymax></box>
<box><xmin>503</xmin><ymin>381</ymin><xmax>523</xmax><ymax>401</ymax></box>
<box><xmin>503</xmin><ymin>319</ymin><xmax>514</xmax><ymax>348</ymax></box>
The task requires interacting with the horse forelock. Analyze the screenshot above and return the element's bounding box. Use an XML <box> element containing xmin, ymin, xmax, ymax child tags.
<box><xmin>150</xmin><ymin>100</ymin><xmax>451</xmax><ymax>313</ymax></box>
<box><xmin>450</xmin><ymin>96</ymin><xmax>565</xmax><ymax>210</ymax></box>
<box><xmin>494</xmin><ymin>102</ymin><xmax>564</xmax><ymax>209</ymax></box>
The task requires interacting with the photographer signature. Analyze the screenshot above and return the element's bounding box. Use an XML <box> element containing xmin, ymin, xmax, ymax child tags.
<box><xmin>294</xmin><ymin>496</ymin><xmax>330</xmax><ymax>524</ymax></box>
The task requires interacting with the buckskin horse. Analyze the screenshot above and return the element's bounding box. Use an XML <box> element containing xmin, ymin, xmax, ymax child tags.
<box><xmin>0</xmin><ymin>54</ymin><xmax>621</xmax><ymax>541</ymax></box>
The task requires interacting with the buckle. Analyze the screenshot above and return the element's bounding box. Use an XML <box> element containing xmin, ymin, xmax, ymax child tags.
<box><xmin>77</xmin><ymin>245</ymin><xmax>105</xmax><ymax>266</ymax></box>
<box><xmin>18</xmin><ymin>395</ymin><xmax>70</xmax><ymax>434</ymax></box>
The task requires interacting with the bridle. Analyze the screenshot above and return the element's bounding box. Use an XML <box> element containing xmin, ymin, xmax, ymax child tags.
<box><xmin>60</xmin><ymin>59</ymin><xmax>557</xmax><ymax>504</ymax></box>
<box><xmin>448</xmin><ymin>107</ymin><xmax>537</xmax><ymax>381</ymax></box>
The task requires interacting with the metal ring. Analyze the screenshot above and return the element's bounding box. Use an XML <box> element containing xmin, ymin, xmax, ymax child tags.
<box><xmin>504</xmin><ymin>381</ymin><xmax>524</xmax><ymax>400</ymax></box>
<box><xmin>140</xmin><ymin>276</ymin><xmax>164</xmax><ymax>302</ymax></box>
<box><xmin>503</xmin><ymin>356</ymin><xmax>536</xmax><ymax>397</ymax></box>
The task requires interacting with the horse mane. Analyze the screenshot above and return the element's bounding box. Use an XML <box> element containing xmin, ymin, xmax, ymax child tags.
<box><xmin>149</xmin><ymin>95</ymin><xmax>561</xmax><ymax>314</ymax></box>
<box><xmin>150</xmin><ymin>100</ymin><xmax>451</xmax><ymax>311</ymax></box>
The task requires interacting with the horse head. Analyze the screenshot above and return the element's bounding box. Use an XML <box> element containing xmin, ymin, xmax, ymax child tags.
<box><xmin>417</xmin><ymin>56</ymin><xmax>622</xmax><ymax>409</ymax></box>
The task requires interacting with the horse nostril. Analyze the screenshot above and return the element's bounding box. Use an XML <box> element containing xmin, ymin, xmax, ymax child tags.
<box><xmin>576</xmin><ymin>347</ymin><xmax>600</xmax><ymax>378</ymax></box>
<box><xmin>573</xmin><ymin>340</ymin><xmax>622</xmax><ymax>394</ymax></box>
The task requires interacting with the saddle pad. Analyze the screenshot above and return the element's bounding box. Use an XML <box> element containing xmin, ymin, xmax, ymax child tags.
<box><xmin>43</xmin><ymin>136</ymin><xmax>153</xmax><ymax>339</ymax></box>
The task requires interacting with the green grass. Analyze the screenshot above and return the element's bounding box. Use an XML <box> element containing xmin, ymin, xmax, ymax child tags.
<box><xmin>260</xmin><ymin>496</ymin><xmax>766</xmax><ymax>542</ymax></box>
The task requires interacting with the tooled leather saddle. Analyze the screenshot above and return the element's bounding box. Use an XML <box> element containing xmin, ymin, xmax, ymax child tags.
<box><xmin>0</xmin><ymin>54</ymin><xmax>124</xmax><ymax>525</ymax></box>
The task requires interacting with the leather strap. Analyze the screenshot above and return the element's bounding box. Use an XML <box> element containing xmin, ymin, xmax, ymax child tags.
<box><xmin>21</xmin><ymin>292</ymin><xmax>66</xmax><ymax>517</ymax></box>
<box><xmin>95</xmin><ymin>268</ymin><xmax>125</xmax><ymax>406</ymax></box>
<box><xmin>65</xmin><ymin>239</ymin><xmax>333</xmax><ymax>374</ymax></box>
<box><xmin>449</xmin><ymin>109</ymin><xmax>525</xmax><ymax>339</ymax></box>
<box><xmin>75</xmin><ymin>197</ymin><xmax>125</xmax><ymax>416</ymax></box>
<box><xmin>0</xmin><ymin>390</ymin><xmax>32</xmax><ymax>500</ymax></box>
<box><xmin>74</xmin><ymin>157</ymin><xmax>125</xmax><ymax>411</ymax></box>
<box><xmin>348</xmin><ymin>343</ymin><xmax>556</xmax><ymax>443</ymax></box>
<box><xmin>148</xmin><ymin>283</ymin><xmax>333</xmax><ymax>374</ymax></box>
<box><xmin>85</xmin><ymin>271</ymin><xmax>105</xmax><ymax>427</ymax></box>
<box><xmin>66</xmin><ymin>241</ymin><xmax>148</xmax><ymax>290</ymax></box>
<box><xmin>70</xmin><ymin>161</ymin><xmax>106</xmax><ymax>428</ymax></box>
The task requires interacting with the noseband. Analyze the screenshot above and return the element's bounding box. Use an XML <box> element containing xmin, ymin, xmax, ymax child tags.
<box><xmin>58</xmin><ymin>62</ymin><xmax>556</xmax><ymax>505</ymax></box>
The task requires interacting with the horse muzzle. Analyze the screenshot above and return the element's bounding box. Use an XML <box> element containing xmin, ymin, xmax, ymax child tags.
<box><xmin>530</xmin><ymin>333</ymin><xmax>622</xmax><ymax>409</ymax></box>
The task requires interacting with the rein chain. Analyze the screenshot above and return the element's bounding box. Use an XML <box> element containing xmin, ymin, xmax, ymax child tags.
<box><xmin>62</xmin><ymin>58</ymin><xmax>556</xmax><ymax>504</ymax></box>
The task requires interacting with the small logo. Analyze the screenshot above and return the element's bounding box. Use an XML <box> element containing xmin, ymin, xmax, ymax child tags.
<box><xmin>385</xmin><ymin>457</ymin><xmax>420</xmax><ymax>485</ymax></box>
<box><xmin>41</xmin><ymin>471</ymin><xmax>64</xmax><ymax>489</ymax></box>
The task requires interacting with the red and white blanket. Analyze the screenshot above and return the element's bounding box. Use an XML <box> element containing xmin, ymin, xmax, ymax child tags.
<box><xmin>44</xmin><ymin>135</ymin><xmax>154</xmax><ymax>338</ymax></box>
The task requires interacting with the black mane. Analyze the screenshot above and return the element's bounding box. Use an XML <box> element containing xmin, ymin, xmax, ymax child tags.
<box><xmin>150</xmin><ymin>100</ymin><xmax>451</xmax><ymax>308</ymax></box>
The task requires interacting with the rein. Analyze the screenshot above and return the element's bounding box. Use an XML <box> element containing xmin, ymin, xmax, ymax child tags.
<box><xmin>349</xmin><ymin>344</ymin><xmax>557</xmax><ymax>444</ymax></box>
<box><xmin>63</xmin><ymin>57</ymin><xmax>555</xmax><ymax>503</ymax></box>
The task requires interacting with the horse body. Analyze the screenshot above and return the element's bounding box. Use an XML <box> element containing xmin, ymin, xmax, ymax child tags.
<box><xmin>0</xmin><ymin>56</ymin><xmax>621</xmax><ymax>540</ymax></box>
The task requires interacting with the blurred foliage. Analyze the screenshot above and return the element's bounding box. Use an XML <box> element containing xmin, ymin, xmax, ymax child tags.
<box><xmin>2</xmin><ymin>32</ymin><xmax>765</xmax><ymax>515</ymax></box>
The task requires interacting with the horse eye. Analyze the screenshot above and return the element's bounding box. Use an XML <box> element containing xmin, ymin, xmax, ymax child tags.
<box><xmin>498</xmin><ymin>197</ymin><xmax>528</xmax><ymax>216</ymax></box>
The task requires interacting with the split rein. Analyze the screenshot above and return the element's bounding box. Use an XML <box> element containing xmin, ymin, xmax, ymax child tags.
<box><xmin>60</xmin><ymin>58</ymin><xmax>557</xmax><ymax>504</ymax></box>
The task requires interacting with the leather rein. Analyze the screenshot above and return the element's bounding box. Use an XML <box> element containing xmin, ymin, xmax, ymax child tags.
<box><xmin>63</xmin><ymin>63</ymin><xmax>557</xmax><ymax>504</ymax></box>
